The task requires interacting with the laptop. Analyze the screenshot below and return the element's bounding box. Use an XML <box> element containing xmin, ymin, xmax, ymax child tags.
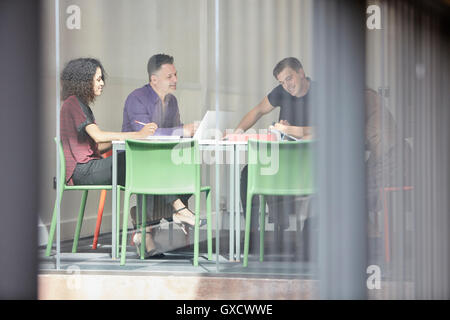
<box><xmin>193</xmin><ymin>110</ymin><xmax>235</xmax><ymax>141</ymax></box>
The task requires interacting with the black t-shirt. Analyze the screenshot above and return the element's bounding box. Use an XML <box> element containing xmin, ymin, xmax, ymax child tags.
<box><xmin>267</xmin><ymin>79</ymin><xmax>314</xmax><ymax>126</ymax></box>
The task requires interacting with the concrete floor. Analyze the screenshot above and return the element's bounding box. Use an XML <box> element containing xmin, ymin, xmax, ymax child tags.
<box><xmin>38</xmin><ymin>223</ymin><xmax>412</xmax><ymax>299</ymax></box>
<box><xmin>38</xmin><ymin>224</ymin><xmax>318</xmax><ymax>299</ymax></box>
<box><xmin>39</xmin><ymin>222</ymin><xmax>316</xmax><ymax>275</ymax></box>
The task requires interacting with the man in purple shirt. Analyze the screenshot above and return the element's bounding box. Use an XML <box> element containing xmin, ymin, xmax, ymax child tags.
<box><xmin>121</xmin><ymin>54</ymin><xmax>200</xmax><ymax>256</ymax></box>
<box><xmin>122</xmin><ymin>54</ymin><xmax>195</xmax><ymax>136</ymax></box>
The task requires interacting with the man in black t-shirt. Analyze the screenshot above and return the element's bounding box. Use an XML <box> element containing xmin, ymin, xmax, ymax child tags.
<box><xmin>234</xmin><ymin>57</ymin><xmax>314</xmax><ymax>138</ymax></box>
<box><xmin>233</xmin><ymin>57</ymin><xmax>314</xmax><ymax>256</ymax></box>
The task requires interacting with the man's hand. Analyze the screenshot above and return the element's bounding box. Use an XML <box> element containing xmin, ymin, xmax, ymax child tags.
<box><xmin>269</xmin><ymin>120</ymin><xmax>314</xmax><ymax>140</ymax></box>
<box><xmin>273</xmin><ymin>122</ymin><xmax>287</xmax><ymax>133</ymax></box>
<box><xmin>183</xmin><ymin>122</ymin><xmax>198</xmax><ymax>137</ymax></box>
<box><xmin>269</xmin><ymin>120</ymin><xmax>289</xmax><ymax>134</ymax></box>
<box><xmin>222</xmin><ymin>128</ymin><xmax>243</xmax><ymax>140</ymax></box>
<box><xmin>137</xmin><ymin>122</ymin><xmax>158</xmax><ymax>137</ymax></box>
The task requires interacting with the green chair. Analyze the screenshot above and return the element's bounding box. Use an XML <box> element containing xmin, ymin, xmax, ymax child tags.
<box><xmin>119</xmin><ymin>139</ymin><xmax>212</xmax><ymax>266</ymax></box>
<box><xmin>45</xmin><ymin>138</ymin><xmax>115</xmax><ymax>256</ymax></box>
<box><xmin>243</xmin><ymin>139</ymin><xmax>315</xmax><ymax>267</ymax></box>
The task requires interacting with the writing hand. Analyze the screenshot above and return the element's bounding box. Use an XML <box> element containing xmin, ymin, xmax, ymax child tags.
<box><xmin>271</xmin><ymin>121</ymin><xmax>287</xmax><ymax>133</ymax></box>
<box><xmin>138</xmin><ymin>122</ymin><xmax>158</xmax><ymax>137</ymax></box>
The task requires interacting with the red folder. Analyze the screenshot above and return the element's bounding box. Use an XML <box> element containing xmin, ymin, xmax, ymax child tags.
<box><xmin>226</xmin><ymin>133</ymin><xmax>277</xmax><ymax>142</ymax></box>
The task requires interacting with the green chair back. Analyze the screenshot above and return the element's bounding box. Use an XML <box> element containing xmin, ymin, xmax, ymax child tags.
<box><xmin>46</xmin><ymin>138</ymin><xmax>112</xmax><ymax>257</ymax></box>
<box><xmin>243</xmin><ymin>139</ymin><xmax>315</xmax><ymax>267</ymax></box>
<box><xmin>56</xmin><ymin>137</ymin><xmax>67</xmax><ymax>189</ymax></box>
<box><xmin>120</xmin><ymin>139</ymin><xmax>212</xmax><ymax>266</ymax></box>
<box><xmin>124</xmin><ymin>139</ymin><xmax>200</xmax><ymax>195</ymax></box>
<box><xmin>247</xmin><ymin>139</ymin><xmax>314</xmax><ymax>196</ymax></box>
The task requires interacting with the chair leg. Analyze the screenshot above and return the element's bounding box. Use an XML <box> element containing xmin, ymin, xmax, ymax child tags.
<box><xmin>169</xmin><ymin>222</ymin><xmax>174</xmax><ymax>246</ymax></box>
<box><xmin>45</xmin><ymin>187</ymin><xmax>64</xmax><ymax>256</ymax></box>
<box><xmin>92</xmin><ymin>190</ymin><xmax>107</xmax><ymax>250</ymax></box>
<box><xmin>140</xmin><ymin>195</ymin><xmax>147</xmax><ymax>259</ymax></box>
<box><xmin>206</xmin><ymin>189</ymin><xmax>212</xmax><ymax>260</ymax></box>
<box><xmin>243</xmin><ymin>192</ymin><xmax>253</xmax><ymax>267</ymax></box>
<box><xmin>193</xmin><ymin>193</ymin><xmax>201</xmax><ymax>266</ymax></box>
<box><xmin>136</xmin><ymin>195</ymin><xmax>141</xmax><ymax>231</ymax></box>
<box><xmin>259</xmin><ymin>195</ymin><xmax>266</xmax><ymax>262</ymax></box>
<box><xmin>72</xmin><ymin>190</ymin><xmax>88</xmax><ymax>253</ymax></box>
<box><xmin>116</xmin><ymin>186</ymin><xmax>121</xmax><ymax>258</ymax></box>
<box><xmin>120</xmin><ymin>192</ymin><xmax>131</xmax><ymax>266</ymax></box>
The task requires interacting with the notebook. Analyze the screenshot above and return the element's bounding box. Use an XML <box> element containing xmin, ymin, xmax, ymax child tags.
<box><xmin>268</xmin><ymin>127</ymin><xmax>300</xmax><ymax>141</ymax></box>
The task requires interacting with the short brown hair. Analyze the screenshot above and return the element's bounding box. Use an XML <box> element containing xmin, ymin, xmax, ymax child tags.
<box><xmin>147</xmin><ymin>54</ymin><xmax>174</xmax><ymax>79</ymax></box>
<box><xmin>273</xmin><ymin>57</ymin><xmax>303</xmax><ymax>79</ymax></box>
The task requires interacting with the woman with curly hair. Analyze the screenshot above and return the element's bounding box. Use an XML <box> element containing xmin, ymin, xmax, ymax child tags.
<box><xmin>60</xmin><ymin>57</ymin><xmax>157</xmax><ymax>186</ymax></box>
<box><xmin>60</xmin><ymin>58</ymin><xmax>163</xmax><ymax>257</ymax></box>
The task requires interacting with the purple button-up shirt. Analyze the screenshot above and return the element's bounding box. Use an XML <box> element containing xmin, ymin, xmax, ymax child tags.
<box><xmin>122</xmin><ymin>84</ymin><xmax>183</xmax><ymax>136</ymax></box>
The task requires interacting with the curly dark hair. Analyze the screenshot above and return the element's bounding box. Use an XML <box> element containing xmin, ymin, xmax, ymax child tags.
<box><xmin>61</xmin><ymin>58</ymin><xmax>106</xmax><ymax>105</ymax></box>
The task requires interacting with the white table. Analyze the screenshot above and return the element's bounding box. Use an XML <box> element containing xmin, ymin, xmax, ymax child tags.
<box><xmin>111</xmin><ymin>139</ymin><xmax>248</xmax><ymax>262</ymax></box>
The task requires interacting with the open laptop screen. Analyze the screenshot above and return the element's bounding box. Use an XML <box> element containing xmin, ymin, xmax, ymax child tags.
<box><xmin>193</xmin><ymin>110</ymin><xmax>235</xmax><ymax>140</ymax></box>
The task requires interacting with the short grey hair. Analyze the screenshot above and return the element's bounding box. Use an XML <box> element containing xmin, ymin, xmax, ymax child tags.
<box><xmin>147</xmin><ymin>54</ymin><xmax>174</xmax><ymax>78</ymax></box>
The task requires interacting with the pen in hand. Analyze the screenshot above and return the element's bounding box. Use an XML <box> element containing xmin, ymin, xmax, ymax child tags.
<box><xmin>135</xmin><ymin>120</ymin><xmax>158</xmax><ymax>130</ymax></box>
<box><xmin>135</xmin><ymin>120</ymin><xmax>147</xmax><ymax>126</ymax></box>
<box><xmin>135</xmin><ymin>120</ymin><xmax>158</xmax><ymax>133</ymax></box>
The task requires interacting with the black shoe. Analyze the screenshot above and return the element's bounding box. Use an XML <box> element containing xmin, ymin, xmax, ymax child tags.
<box><xmin>144</xmin><ymin>251</ymin><xmax>165</xmax><ymax>259</ymax></box>
<box><xmin>133</xmin><ymin>228</ymin><xmax>163</xmax><ymax>258</ymax></box>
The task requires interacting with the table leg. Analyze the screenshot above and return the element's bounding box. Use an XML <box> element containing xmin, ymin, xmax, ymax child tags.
<box><xmin>112</xmin><ymin>144</ymin><xmax>117</xmax><ymax>259</ymax></box>
<box><xmin>235</xmin><ymin>144</ymin><xmax>242</xmax><ymax>261</ymax></box>
<box><xmin>137</xmin><ymin>195</ymin><xmax>142</xmax><ymax>228</ymax></box>
<box><xmin>229</xmin><ymin>145</ymin><xmax>235</xmax><ymax>261</ymax></box>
